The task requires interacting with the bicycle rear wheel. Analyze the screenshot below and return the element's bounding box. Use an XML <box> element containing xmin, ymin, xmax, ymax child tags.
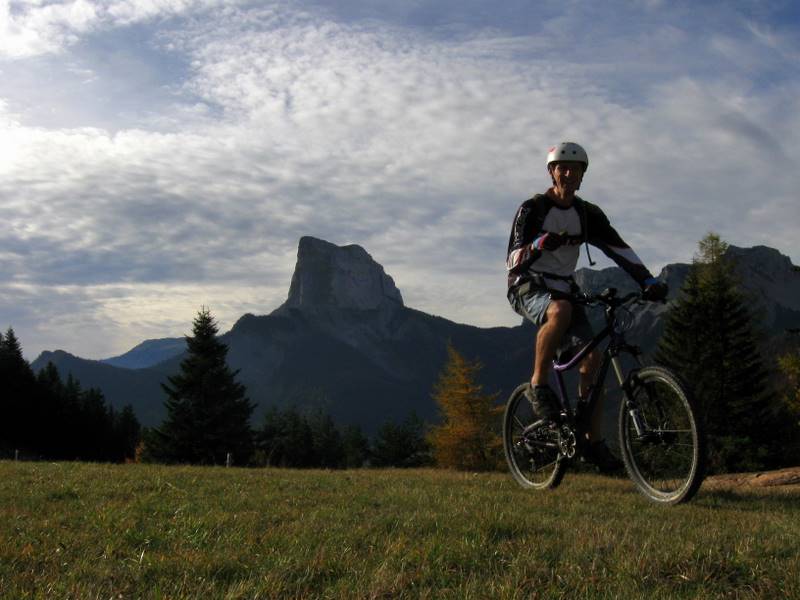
<box><xmin>618</xmin><ymin>366</ymin><xmax>705</xmax><ymax>505</ymax></box>
<box><xmin>503</xmin><ymin>383</ymin><xmax>566</xmax><ymax>489</ymax></box>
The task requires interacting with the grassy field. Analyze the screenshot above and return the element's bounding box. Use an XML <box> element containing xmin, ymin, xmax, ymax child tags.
<box><xmin>1</xmin><ymin>461</ymin><xmax>798</xmax><ymax>599</ymax></box>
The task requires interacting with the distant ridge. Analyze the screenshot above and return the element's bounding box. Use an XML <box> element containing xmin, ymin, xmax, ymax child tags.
<box><xmin>101</xmin><ymin>338</ymin><xmax>186</xmax><ymax>369</ymax></box>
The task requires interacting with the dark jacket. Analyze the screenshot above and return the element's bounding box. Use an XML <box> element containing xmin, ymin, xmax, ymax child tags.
<box><xmin>506</xmin><ymin>193</ymin><xmax>654</xmax><ymax>293</ymax></box>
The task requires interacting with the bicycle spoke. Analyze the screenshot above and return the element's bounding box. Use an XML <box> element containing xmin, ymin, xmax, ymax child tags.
<box><xmin>649</xmin><ymin>429</ymin><xmax>692</xmax><ymax>434</ymax></box>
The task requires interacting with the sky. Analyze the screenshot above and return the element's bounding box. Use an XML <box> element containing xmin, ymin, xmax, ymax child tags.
<box><xmin>1</xmin><ymin>0</ymin><xmax>799</xmax><ymax>360</ymax></box>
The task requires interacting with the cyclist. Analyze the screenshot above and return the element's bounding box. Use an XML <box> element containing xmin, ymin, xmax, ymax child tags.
<box><xmin>506</xmin><ymin>142</ymin><xmax>668</xmax><ymax>469</ymax></box>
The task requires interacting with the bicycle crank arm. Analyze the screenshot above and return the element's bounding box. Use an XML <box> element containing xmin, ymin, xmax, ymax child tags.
<box><xmin>519</xmin><ymin>439</ymin><xmax>560</xmax><ymax>450</ymax></box>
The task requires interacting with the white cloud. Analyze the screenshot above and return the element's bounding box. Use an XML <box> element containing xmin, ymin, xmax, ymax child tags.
<box><xmin>0</xmin><ymin>0</ymin><xmax>226</xmax><ymax>58</ymax></box>
<box><xmin>0</xmin><ymin>0</ymin><xmax>97</xmax><ymax>58</ymax></box>
<box><xmin>1</xmin><ymin>1</ymin><xmax>799</xmax><ymax>360</ymax></box>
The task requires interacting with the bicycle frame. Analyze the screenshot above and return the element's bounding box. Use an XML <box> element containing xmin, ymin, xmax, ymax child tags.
<box><xmin>550</xmin><ymin>299</ymin><xmax>645</xmax><ymax>439</ymax></box>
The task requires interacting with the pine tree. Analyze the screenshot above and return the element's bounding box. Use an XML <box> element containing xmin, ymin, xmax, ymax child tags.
<box><xmin>36</xmin><ymin>362</ymin><xmax>65</xmax><ymax>457</ymax></box>
<box><xmin>776</xmin><ymin>344</ymin><xmax>800</xmax><ymax>464</ymax></box>
<box><xmin>59</xmin><ymin>374</ymin><xmax>84</xmax><ymax>459</ymax></box>
<box><xmin>656</xmin><ymin>233</ymin><xmax>777</xmax><ymax>472</ymax></box>
<box><xmin>341</xmin><ymin>424</ymin><xmax>370</xmax><ymax>468</ymax></box>
<box><xmin>778</xmin><ymin>352</ymin><xmax>800</xmax><ymax>418</ymax></box>
<box><xmin>77</xmin><ymin>387</ymin><xmax>113</xmax><ymax>461</ymax></box>
<box><xmin>255</xmin><ymin>406</ymin><xmax>315</xmax><ymax>467</ymax></box>
<box><xmin>0</xmin><ymin>328</ymin><xmax>37</xmax><ymax>454</ymax></box>
<box><xmin>0</xmin><ymin>328</ymin><xmax>30</xmax><ymax>377</ymax></box>
<box><xmin>428</xmin><ymin>344</ymin><xmax>502</xmax><ymax>471</ymax></box>
<box><xmin>308</xmin><ymin>410</ymin><xmax>345</xmax><ymax>469</ymax></box>
<box><xmin>114</xmin><ymin>405</ymin><xmax>142</xmax><ymax>462</ymax></box>
<box><xmin>150</xmin><ymin>307</ymin><xmax>254</xmax><ymax>465</ymax></box>
<box><xmin>371</xmin><ymin>413</ymin><xmax>432</xmax><ymax>468</ymax></box>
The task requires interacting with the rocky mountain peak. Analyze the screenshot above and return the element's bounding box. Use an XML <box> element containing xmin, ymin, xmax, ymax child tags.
<box><xmin>279</xmin><ymin>236</ymin><xmax>404</xmax><ymax>313</ymax></box>
<box><xmin>724</xmin><ymin>246</ymin><xmax>800</xmax><ymax>332</ymax></box>
<box><xmin>727</xmin><ymin>245</ymin><xmax>800</xmax><ymax>309</ymax></box>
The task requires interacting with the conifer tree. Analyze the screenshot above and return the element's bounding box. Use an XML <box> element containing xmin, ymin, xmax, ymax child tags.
<box><xmin>114</xmin><ymin>405</ymin><xmax>142</xmax><ymax>461</ymax></box>
<box><xmin>255</xmin><ymin>406</ymin><xmax>316</xmax><ymax>467</ymax></box>
<box><xmin>0</xmin><ymin>328</ymin><xmax>37</xmax><ymax>453</ymax></box>
<box><xmin>36</xmin><ymin>362</ymin><xmax>64</xmax><ymax>457</ymax></box>
<box><xmin>655</xmin><ymin>233</ymin><xmax>777</xmax><ymax>472</ymax></box>
<box><xmin>371</xmin><ymin>412</ymin><xmax>431</xmax><ymax>467</ymax></box>
<box><xmin>776</xmin><ymin>345</ymin><xmax>800</xmax><ymax>463</ymax></box>
<box><xmin>0</xmin><ymin>328</ymin><xmax>29</xmax><ymax>376</ymax></box>
<box><xmin>341</xmin><ymin>424</ymin><xmax>370</xmax><ymax>468</ymax></box>
<box><xmin>77</xmin><ymin>387</ymin><xmax>112</xmax><ymax>460</ymax></box>
<box><xmin>428</xmin><ymin>344</ymin><xmax>501</xmax><ymax>471</ymax></box>
<box><xmin>150</xmin><ymin>307</ymin><xmax>254</xmax><ymax>465</ymax></box>
<box><xmin>59</xmin><ymin>374</ymin><xmax>83</xmax><ymax>459</ymax></box>
<box><xmin>778</xmin><ymin>352</ymin><xmax>800</xmax><ymax>418</ymax></box>
<box><xmin>308</xmin><ymin>410</ymin><xmax>345</xmax><ymax>469</ymax></box>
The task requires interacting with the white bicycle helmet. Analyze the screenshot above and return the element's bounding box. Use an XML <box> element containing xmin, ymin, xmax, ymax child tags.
<box><xmin>546</xmin><ymin>142</ymin><xmax>589</xmax><ymax>171</ymax></box>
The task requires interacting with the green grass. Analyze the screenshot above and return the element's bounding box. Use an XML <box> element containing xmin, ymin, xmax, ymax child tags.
<box><xmin>1</xmin><ymin>462</ymin><xmax>798</xmax><ymax>599</ymax></box>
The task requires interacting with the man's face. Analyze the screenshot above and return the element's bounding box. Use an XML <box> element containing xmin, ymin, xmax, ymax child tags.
<box><xmin>549</xmin><ymin>161</ymin><xmax>586</xmax><ymax>194</ymax></box>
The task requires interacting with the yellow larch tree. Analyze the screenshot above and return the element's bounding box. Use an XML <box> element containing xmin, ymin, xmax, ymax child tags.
<box><xmin>428</xmin><ymin>343</ymin><xmax>502</xmax><ymax>471</ymax></box>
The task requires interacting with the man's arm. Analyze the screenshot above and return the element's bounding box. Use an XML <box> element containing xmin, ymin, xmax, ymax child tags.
<box><xmin>506</xmin><ymin>197</ymin><xmax>564</xmax><ymax>274</ymax></box>
<box><xmin>507</xmin><ymin>202</ymin><xmax>538</xmax><ymax>274</ymax></box>
<box><xmin>584</xmin><ymin>202</ymin><xmax>659</xmax><ymax>288</ymax></box>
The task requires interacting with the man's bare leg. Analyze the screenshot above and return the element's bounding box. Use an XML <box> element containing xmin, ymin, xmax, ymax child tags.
<box><xmin>531</xmin><ymin>299</ymin><xmax>572</xmax><ymax>386</ymax></box>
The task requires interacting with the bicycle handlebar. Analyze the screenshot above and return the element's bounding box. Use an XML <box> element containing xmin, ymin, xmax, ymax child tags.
<box><xmin>574</xmin><ymin>287</ymin><xmax>644</xmax><ymax>308</ymax></box>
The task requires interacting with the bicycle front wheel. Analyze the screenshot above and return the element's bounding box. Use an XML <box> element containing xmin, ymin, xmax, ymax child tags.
<box><xmin>503</xmin><ymin>383</ymin><xmax>566</xmax><ymax>490</ymax></box>
<box><xmin>618</xmin><ymin>366</ymin><xmax>705</xmax><ymax>505</ymax></box>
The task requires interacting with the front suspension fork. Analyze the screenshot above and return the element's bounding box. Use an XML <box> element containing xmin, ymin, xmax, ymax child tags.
<box><xmin>612</xmin><ymin>357</ymin><xmax>648</xmax><ymax>438</ymax></box>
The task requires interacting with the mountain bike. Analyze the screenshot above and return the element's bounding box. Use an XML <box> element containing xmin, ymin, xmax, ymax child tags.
<box><xmin>503</xmin><ymin>287</ymin><xmax>706</xmax><ymax>505</ymax></box>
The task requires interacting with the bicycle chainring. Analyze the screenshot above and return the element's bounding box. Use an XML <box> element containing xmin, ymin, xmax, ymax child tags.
<box><xmin>558</xmin><ymin>424</ymin><xmax>577</xmax><ymax>458</ymax></box>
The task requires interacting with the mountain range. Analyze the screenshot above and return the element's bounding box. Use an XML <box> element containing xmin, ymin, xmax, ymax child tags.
<box><xmin>32</xmin><ymin>237</ymin><xmax>800</xmax><ymax>431</ymax></box>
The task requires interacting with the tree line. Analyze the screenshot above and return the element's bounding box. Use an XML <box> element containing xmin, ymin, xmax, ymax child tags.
<box><xmin>253</xmin><ymin>408</ymin><xmax>431</xmax><ymax>469</ymax></box>
<box><xmin>0</xmin><ymin>329</ymin><xmax>140</xmax><ymax>462</ymax></box>
<box><xmin>0</xmin><ymin>311</ymin><xmax>438</xmax><ymax>469</ymax></box>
